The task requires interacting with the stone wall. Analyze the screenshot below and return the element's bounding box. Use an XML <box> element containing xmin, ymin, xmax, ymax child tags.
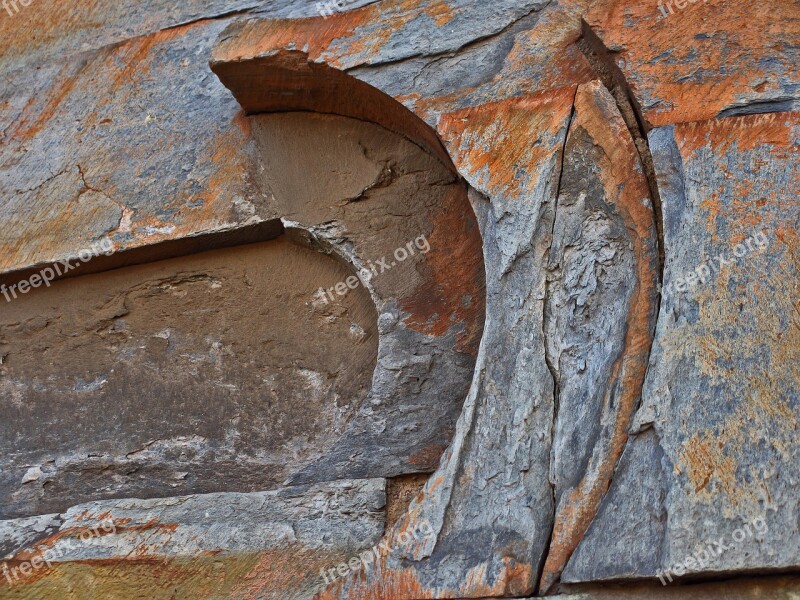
<box><xmin>0</xmin><ymin>0</ymin><xmax>797</xmax><ymax>598</ymax></box>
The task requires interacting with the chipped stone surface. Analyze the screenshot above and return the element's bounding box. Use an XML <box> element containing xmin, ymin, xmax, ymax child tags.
<box><xmin>564</xmin><ymin>111</ymin><xmax>800</xmax><ymax>582</ymax></box>
<box><xmin>539</xmin><ymin>80</ymin><xmax>659</xmax><ymax>593</ymax></box>
<box><xmin>0</xmin><ymin>514</ymin><xmax>62</xmax><ymax>560</ymax></box>
<box><xmin>0</xmin><ymin>480</ymin><xmax>385</xmax><ymax>599</ymax></box>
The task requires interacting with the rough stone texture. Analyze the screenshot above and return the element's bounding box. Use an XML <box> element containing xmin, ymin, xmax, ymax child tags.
<box><xmin>539</xmin><ymin>80</ymin><xmax>659</xmax><ymax>593</ymax></box>
<box><xmin>1</xmin><ymin>0</ymin><xmax>799</xmax><ymax>597</ymax></box>
<box><xmin>0</xmin><ymin>480</ymin><xmax>386</xmax><ymax>599</ymax></box>
<box><xmin>0</xmin><ymin>18</ymin><xmax>261</xmax><ymax>273</ymax></box>
<box><xmin>0</xmin><ymin>0</ymin><xmax>379</xmax><ymax>74</ymax></box>
<box><xmin>564</xmin><ymin>112</ymin><xmax>800</xmax><ymax>582</ymax></box>
<box><xmin>1</xmin><ymin>106</ymin><xmax>483</xmax><ymax>519</ymax></box>
<box><xmin>249</xmin><ymin>113</ymin><xmax>485</xmax><ymax>487</ymax></box>
<box><xmin>208</xmin><ymin>3</ymin><xmax>667</xmax><ymax>596</ymax></box>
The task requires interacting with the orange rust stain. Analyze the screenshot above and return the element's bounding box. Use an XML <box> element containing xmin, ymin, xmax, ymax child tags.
<box><xmin>212</xmin><ymin>0</ymin><xmax>462</xmax><ymax>73</ymax></box>
<box><xmin>679</xmin><ymin>434</ymin><xmax>738</xmax><ymax>497</ymax></box>
<box><xmin>678</xmin><ymin>113</ymin><xmax>799</xmax><ymax>241</ymax></box>
<box><xmin>424</xmin><ymin>1</ymin><xmax>456</xmax><ymax>26</ymax></box>
<box><xmin>401</xmin><ymin>184</ymin><xmax>485</xmax><ymax>354</ymax></box>
<box><xmin>7</xmin><ymin>67</ymin><xmax>82</xmax><ymax>142</ymax></box>
<box><xmin>585</xmin><ymin>0</ymin><xmax>800</xmax><ymax>127</ymax></box>
<box><xmin>427</xmin><ymin>474</ymin><xmax>445</xmax><ymax>495</ymax></box>
<box><xmin>232</xmin><ymin>109</ymin><xmax>252</xmax><ymax>136</ymax></box>
<box><xmin>8</xmin><ymin>519</ymin><xmax>182</xmax><ymax>565</ymax></box>
<box><xmin>539</xmin><ymin>81</ymin><xmax>659</xmax><ymax>594</ymax></box>
<box><xmin>677</xmin><ymin>111</ymin><xmax>797</xmax><ymax>157</ymax></box>
<box><xmin>212</xmin><ymin>8</ymin><xmax>375</xmax><ymax>69</ymax></box>
<box><xmin>230</xmin><ymin>544</ymin><xmax>356</xmax><ymax>600</ymax></box>
<box><xmin>437</xmin><ymin>86</ymin><xmax>577</xmax><ymax>200</ymax></box>
<box><xmin>315</xmin><ymin>555</ymin><xmax>532</xmax><ymax>600</ymax></box>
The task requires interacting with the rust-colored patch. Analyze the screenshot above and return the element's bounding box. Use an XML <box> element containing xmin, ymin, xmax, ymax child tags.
<box><xmin>677</xmin><ymin>111</ymin><xmax>797</xmax><ymax>157</ymax></box>
<box><xmin>585</xmin><ymin>0</ymin><xmax>800</xmax><ymax>127</ymax></box>
<box><xmin>386</xmin><ymin>473</ymin><xmax>430</xmax><ymax>529</ymax></box>
<box><xmin>438</xmin><ymin>86</ymin><xmax>578</xmax><ymax>200</ymax></box>
<box><xmin>5</xmin><ymin>65</ymin><xmax>83</xmax><ymax>143</ymax></box>
<box><xmin>407</xmin><ymin>443</ymin><xmax>449</xmax><ymax>468</ymax></box>
<box><xmin>0</xmin><ymin>552</ymin><xmax>262</xmax><ymax>598</ymax></box>
<box><xmin>401</xmin><ymin>184</ymin><xmax>485</xmax><ymax>354</ymax></box>
<box><xmin>679</xmin><ymin>434</ymin><xmax>738</xmax><ymax>497</ymax></box>
<box><xmin>315</xmin><ymin>554</ymin><xmax>532</xmax><ymax>600</ymax></box>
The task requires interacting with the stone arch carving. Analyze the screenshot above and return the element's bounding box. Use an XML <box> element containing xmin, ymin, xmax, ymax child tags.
<box><xmin>0</xmin><ymin>115</ymin><xmax>484</xmax><ymax>521</ymax></box>
<box><xmin>209</xmin><ymin>6</ymin><xmax>659</xmax><ymax>599</ymax></box>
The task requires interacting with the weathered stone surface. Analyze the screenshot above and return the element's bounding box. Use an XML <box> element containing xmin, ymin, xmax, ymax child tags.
<box><xmin>539</xmin><ymin>80</ymin><xmax>659</xmax><ymax>593</ymax></box>
<box><xmin>564</xmin><ymin>111</ymin><xmax>800</xmax><ymax>583</ymax></box>
<box><xmin>0</xmin><ymin>0</ymin><xmax>378</xmax><ymax>74</ymax></box>
<box><xmin>0</xmin><ymin>109</ymin><xmax>484</xmax><ymax>518</ymax></box>
<box><xmin>0</xmin><ymin>479</ymin><xmax>385</xmax><ymax>599</ymax></box>
<box><xmin>210</xmin><ymin>0</ymin><xmax>593</xmax><ymax>133</ymax></box>
<box><xmin>0</xmin><ymin>19</ymin><xmax>261</xmax><ymax>273</ymax></box>
<box><xmin>2</xmin><ymin>0</ymin><xmax>799</xmax><ymax>597</ymax></box>
<box><xmin>584</xmin><ymin>0</ymin><xmax>800</xmax><ymax>127</ymax></box>
<box><xmin>0</xmin><ymin>514</ymin><xmax>61</xmax><ymax>561</ymax></box>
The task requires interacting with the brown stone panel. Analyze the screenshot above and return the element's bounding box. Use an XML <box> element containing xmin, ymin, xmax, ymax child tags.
<box><xmin>584</xmin><ymin>0</ymin><xmax>800</xmax><ymax>128</ymax></box>
<box><xmin>0</xmin><ymin>234</ymin><xmax>379</xmax><ymax>517</ymax></box>
<box><xmin>555</xmin><ymin>576</ymin><xmax>800</xmax><ymax>599</ymax></box>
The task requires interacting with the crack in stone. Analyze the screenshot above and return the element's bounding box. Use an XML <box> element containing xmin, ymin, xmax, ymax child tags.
<box><xmin>537</xmin><ymin>87</ymin><xmax>578</xmax><ymax>596</ymax></box>
<box><xmin>578</xmin><ymin>22</ymin><xmax>666</xmax><ymax>280</ymax></box>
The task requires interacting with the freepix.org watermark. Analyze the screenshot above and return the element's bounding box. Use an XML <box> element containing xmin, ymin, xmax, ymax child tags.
<box><xmin>659</xmin><ymin>228</ymin><xmax>769</xmax><ymax>297</ymax></box>
<box><xmin>2</xmin><ymin>519</ymin><xmax>116</xmax><ymax>586</ymax></box>
<box><xmin>657</xmin><ymin>515</ymin><xmax>768</xmax><ymax>585</ymax></box>
<box><xmin>315</xmin><ymin>235</ymin><xmax>431</xmax><ymax>305</ymax></box>
<box><xmin>320</xmin><ymin>519</ymin><xmax>434</xmax><ymax>587</ymax></box>
<box><xmin>657</xmin><ymin>0</ymin><xmax>707</xmax><ymax>19</ymax></box>
<box><xmin>1</xmin><ymin>237</ymin><xmax>114</xmax><ymax>303</ymax></box>
<box><xmin>2</xmin><ymin>0</ymin><xmax>33</xmax><ymax>17</ymax></box>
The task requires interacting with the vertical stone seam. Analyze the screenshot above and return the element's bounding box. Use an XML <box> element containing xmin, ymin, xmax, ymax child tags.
<box><xmin>537</xmin><ymin>87</ymin><xmax>578</xmax><ymax>592</ymax></box>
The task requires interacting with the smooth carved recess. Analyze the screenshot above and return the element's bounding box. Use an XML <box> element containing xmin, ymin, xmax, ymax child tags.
<box><xmin>252</xmin><ymin>112</ymin><xmax>486</xmax><ymax>485</ymax></box>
